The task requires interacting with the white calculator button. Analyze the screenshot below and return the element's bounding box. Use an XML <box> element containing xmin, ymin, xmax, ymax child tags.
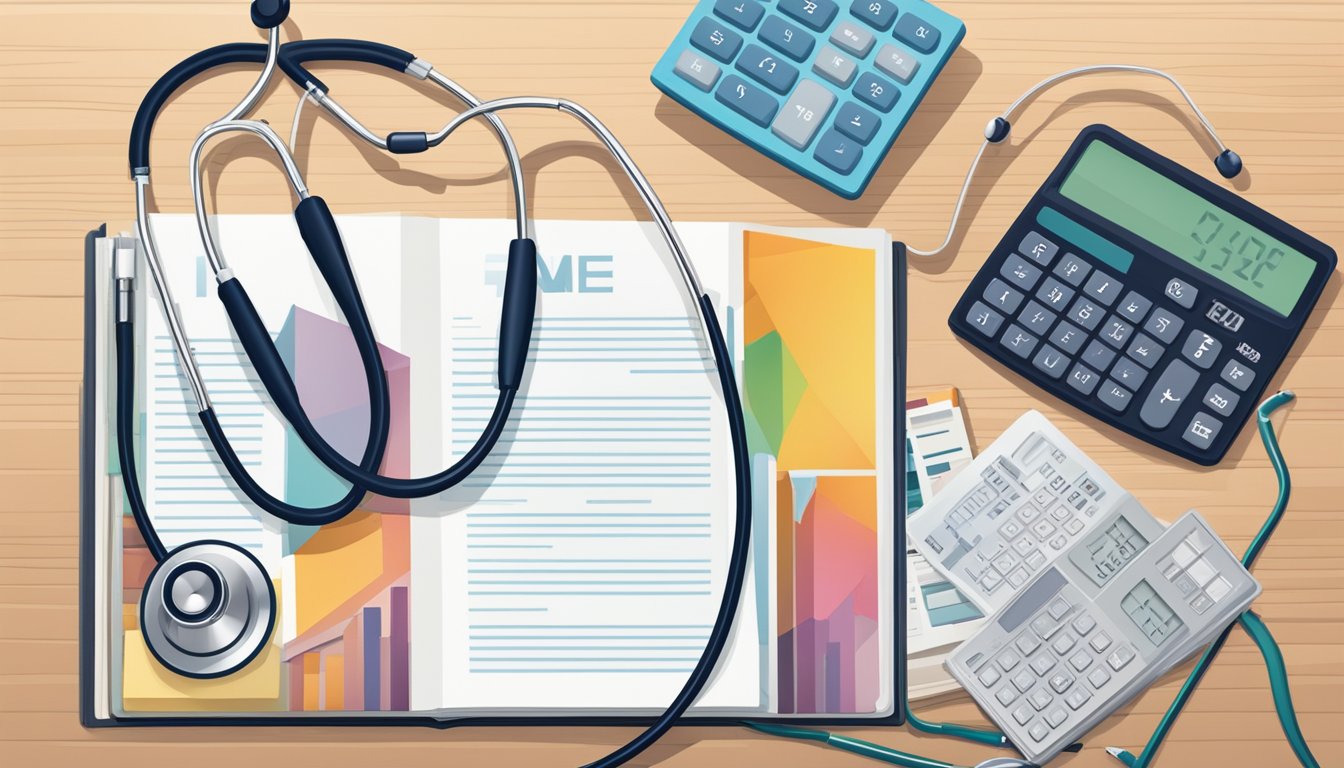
<box><xmin>1026</xmin><ymin>550</ymin><xmax>1048</xmax><ymax>570</ymax></box>
<box><xmin>1012</xmin><ymin>704</ymin><xmax>1033</xmax><ymax>725</ymax></box>
<box><xmin>1001</xmin><ymin>519</ymin><xmax>1024</xmax><ymax>538</ymax></box>
<box><xmin>1069</xmin><ymin>651</ymin><xmax>1093</xmax><ymax>672</ymax></box>
<box><xmin>1031</xmin><ymin>488</ymin><xmax>1054</xmax><ymax>507</ymax></box>
<box><xmin>1031</xmin><ymin>519</ymin><xmax>1057</xmax><ymax>539</ymax></box>
<box><xmin>1051</xmin><ymin>632</ymin><xmax>1077</xmax><ymax>656</ymax></box>
<box><xmin>1087</xmin><ymin>667</ymin><xmax>1111</xmax><ymax>689</ymax></box>
<box><xmin>1206</xmin><ymin>575</ymin><xmax>1233</xmax><ymax>602</ymax></box>
<box><xmin>1050</xmin><ymin>504</ymin><xmax>1070</xmax><ymax>522</ymax></box>
<box><xmin>1031</xmin><ymin>615</ymin><xmax>1059</xmax><ymax>640</ymax></box>
<box><xmin>1065</xmin><ymin>688</ymin><xmax>1092</xmax><ymax>710</ymax></box>
<box><xmin>1162</xmin><ymin>562</ymin><xmax>1181</xmax><ymax>580</ymax></box>
<box><xmin>1029</xmin><ymin>689</ymin><xmax>1053</xmax><ymax>711</ymax></box>
<box><xmin>1190</xmin><ymin>593</ymin><xmax>1214</xmax><ymax>615</ymax></box>
<box><xmin>992</xmin><ymin>552</ymin><xmax>1019</xmax><ymax>574</ymax></box>
<box><xmin>1171</xmin><ymin>541</ymin><xmax>1198</xmax><ymax>568</ymax></box>
<box><xmin>1048</xmin><ymin>672</ymin><xmax>1074</xmax><ymax>694</ymax></box>
<box><xmin>1029</xmin><ymin>653</ymin><xmax>1056</xmax><ymax>677</ymax></box>
<box><xmin>978</xmin><ymin>666</ymin><xmax>1001</xmax><ymax>688</ymax></box>
<box><xmin>980</xmin><ymin>571</ymin><xmax>1004</xmax><ymax>591</ymax></box>
<box><xmin>997</xmin><ymin>651</ymin><xmax>1021</xmax><ymax>672</ymax></box>
<box><xmin>995</xmin><ymin>686</ymin><xmax>1019</xmax><ymax>706</ymax></box>
<box><xmin>1107</xmin><ymin>645</ymin><xmax>1136</xmax><ymax>671</ymax></box>
<box><xmin>1174</xmin><ymin>573</ymin><xmax>1197</xmax><ymax>596</ymax></box>
<box><xmin>1186</xmin><ymin>528</ymin><xmax>1212</xmax><ymax>552</ymax></box>
<box><xmin>1089</xmin><ymin>633</ymin><xmax>1112</xmax><ymax>653</ymax></box>
<box><xmin>1187</xmin><ymin>557</ymin><xmax>1218</xmax><ymax>587</ymax></box>
<box><xmin>1046</xmin><ymin>707</ymin><xmax>1068</xmax><ymax>728</ymax></box>
<box><xmin>1047</xmin><ymin>598</ymin><xmax>1071</xmax><ymax>621</ymax></box>
<box><xmin>1017</xmin><ymin>504</ymin><xmax>1041</xmax><ymax>523</ymax></box>
<box><xmin>1013</xmin><ymin>536</ymin><xmax>1035</xmax><ymax>556</ymax></box>
<box><xmin>1007</xmin><ymin>567</ymin><xmax>1030</xmax><ymax>588</ymax></box>
<box><xmin>1012</xmin><ymin>670</ymin><xmax>1036</xmax><ymax>693</ymax></box>
<box><xmin>1016</xmin><ymin>634</ymin><xmax>1042</xmax><ymax>656</ymax></box>
<box><xmin>1049</xmin><ymin>534</ymin><xmax>1068</xmax><ymax>550</ymax></box>
<box><xmin>1028</xmin><ymin>721</ymin><xmax>1050</xmax><ymax>742</ymax></box>
<box><xmin>1065</xmin><ymin>518</ymin><xmax>1085</xmax><ymax>535</ymax></box>
<box><xmin>1072</xmin><ymin>614</ymin><xmax>1096</xmax><ymax>636</ymax></box>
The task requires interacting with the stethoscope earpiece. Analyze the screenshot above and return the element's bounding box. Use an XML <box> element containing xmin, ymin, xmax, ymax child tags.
<box><xmin>139</xmin><ymin>541</ymin><xmax>275</xmax><ymax>679</ymax></box>
<box><xmin>250</xmin><ymin>0</ymin><xmax>290</xmax><ymax>29</ymax></box>
<box><xmin>985</xmin><ymin>116</ymin><xmax>1012</xmax><ymax>143</ymax></box>
<box><xmin>1215</xmin><ymin>148</ymin><xmax>1243</xmax><ymax>178</ymax></box>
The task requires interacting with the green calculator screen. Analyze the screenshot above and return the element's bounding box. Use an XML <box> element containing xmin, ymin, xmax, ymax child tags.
<box><xmin>1060</xmin><ymin>141</ymin><xmax>1315</xmax><ymax>316</ymax></box>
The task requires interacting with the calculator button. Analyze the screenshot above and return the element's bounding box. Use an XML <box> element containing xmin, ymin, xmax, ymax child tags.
<box><xmin>1072</xmin><ymin>615</ymin><xmax>1096</xmax><ymax>636</ymax></box>
<box><xmin>1107</xmin><ymin>645</ymin><xmax>1136</xmax><ymax>671</ymax></box>
<box><xmin>1140</xmin><ymin>359</ymin><xmax>1199</xmax><ymax>429</ymax></box>
<box><xmin>1007</xmin><ymin>567</ymin><xmax>1030</xmax><ymax>588</ymax></box>
<box><xmin>849</xmin><ymin>0</ymin><xmax>898</xmax><ymax>30</ymax></box>
<box><xmin>1087</xmin><ymin>667</ymin><xmax>1111</xmax><ymax>689</ymax></box>
<box><xmin>1049</xmin><ymin>321</ymin><xmax>1086</xmax><ymax>355</ymax></box>
<box><xmin>1046</xmin><ymin>707</ymin><xmax>1069</xmax><ymax>728</ymax></box>
<box><xmin>1221</xmin><ymin>360</ymin><xmax>1256</xmax><ymax>391</ymax></box>
<box><xmin>1143</xmin><ymin>307</ymin><xmax>1185</xmax><ymax>345</ymax></box>
<box><xmin>834</xmin><ymin>101</ymin><xmax>880</xmax><ymax>143</ymax></box>
<box><xmin>813</xmin><ymin>129</ymin><xmax>862</xmax><ymax>173</ymax></box>
<box><xmin>1117</xmin><ymin>291</ymin><xmax>1153</xmax><ymax>323</ymax></box>
<box><xmin>1000</xmin><ymin>325</ymin><xmax>1039</xmax><ymax>360</ymax></box>
<box><xmin>1036</xmin><ymin>277</ymin><xmax>1075</xmax><ymax>312</ymax></box>
<box><xmin>1019</xmin><ymin>231</ymin><xmax>1060</xmax><ymax>267</ymax></box>
<box><xmin>1019</xmin><ymin>300</ymin><xmax>1057</xmax><ymax>336</ymax></box>
<box><xmin>1181</xmin><ymin>412</ymin><xmax>1223</xmax><ymax>451</ymax></box>
<box><xmin>853</xmin><ymin>71</ymin><xmax>900</xmax><ymax>112</ymax></box>
<box><xmin>779</xmin><ymin>0</ymin><xmax>838</xmax><ymax>30</ymax></box>
<box><xmin>1083</xmin><ymin>271</ymin><xmax>1124</xmax><ymax>306</ymax></box>
<box><xmin>812</xmin><ymin>45</ymin><xmax>858</xmax><ymax>87</ymax></box>
<box><xmin>894</xmin><ymin>12</ymin><xmax>941</xmax><ymax>53</ymax></box>
<box><xmin>690</xmin><ymin>17</ymin><xmax>744</xmax><ymax>62</ymax></box>
<box><xmin>1065</xmin><ymin>688</ymin><xmax>1092</xmax><ymax>710</ymax></box>
<box><xmin>1016</xmin><ymin>633</ymin><xmax>1041</xmax><ymax>656</ymax></box>
<box><xmin>1001</xmin><ymin>254</ymin><xmax>1044</xmax><ymax>291</ymax></box>
<box><xmin>980</xmin><ymin>571</ymin><xmax>1004</xmax><ymax>592</ymax></box>
<box><xmin>991</xmin><ymin>551</ymin><xmax>1020</xmax><ymax>575</ymax></box>
<box><xmin>1029</xmin><ymin>689</ymin><xmax>1053</xmax><ymax>711</ymax></box>
<box><xmin>1053</xmin><ymin>253</ymin><xmax>1092</xmax><ymax>287</ymax></box>
<box><xmin>1174</xmin><ymin>573</ymin><xmax>1197</xmax><ymax>596</ymax></box>
<box><xmin>759</xmin><ymin>15</ymin><xmax>816</xmax><ymax>60</ymax></box>
<box><xmin>1012</xmin><ymin>669</ymin><xmax>1036</xmax><ymax>693</ymax></box>
<box><xmin>1171</xmin><ymin>542</ymin><xmax>1197</xmax><ymax>568</ymax></box>
<box><xmin>1206</xmin><ymin>576</ymin><xmax>1233</xmax><ymax>602</ymax></box>
<box><xmin>1012</xmin><ymin>536</ymin><xmax>1035</xmax><ymax>556</ymax></box>
<box><xmin>1049</xmin><ymin>534</ymin><xmax>1068</xmax><ymax>550</ymax></box>
<box><xmin>1068</xmin><ymin>651</ymin><xmax>1093</xmax><ymax>672</ymax></box>
<box><xmin>1050</xmin><ymin>633</ymin><xmax>1077</xmax><ymax>656</ymax></box>
<box><xmin>983</xmin><ymin>277</ymin><xmax>1024</xmax><ymax>313</ymax></box>
<box><xmin>978</xmin><ymin>666</ymin><xmax>1001</xmax><ymax>687</ymax></box>
<box><xmin>997</xmin><ymin>651</ymin><xmax>1022</xmax><ymax>672</ymax></box>
<box><xmin>771</xmin><ymin>79</ymin><xmax>835</xmax><ymax>148</ymax></box>
<box><xmin>965</xmin><ymin>301</ymin><xmax>1004</xmax><ymax>338</ymax></box>
<box><xmin>1065</xmin><ymin>364</ymin><xmax>1100</xmax><ymax>397</ymax></box>
<box><xmin>831</xmin><ymin>19</ymin><xmax>876</xmax><ymax>56</ymax></box>
<box><xmin>1126</xmin><ymin>333</ymin><xmax>1163</xmax><ymax>369</ymax></box>
<box><xmin>1000</xmin><ymin>519</ymin><xmax>1024</xmax><ymax>539</ymax></box>
<box><xmin>1012</xmin><ymin>704</ymin><xmax>1034</xmax><ymax>726</ymax></box>
<box><xmin>1030</xmin><ymin>614</ymin><xmax>1058</xmax><ymax>640</ymax></box>
<box><xmin>1029</xmin><ymin>654</ymin><xmax>1055</xmax><ymax>677</ymax></box>
<box><xmin>1097</xmin><ymin>381</ymin><xmax>1133</xmax><ymax>413</ymax></box>
<box><xmin>1165</xmin><ymin>278</ymin><xmax>1198</xmax><ymax>309</ymax></box>
<box><xmin>1110</xmin><ymin>357</ymin><xmax>1148</xmax><ymax>391</ymax></box>
<box><xmin>1026</xmin><ymin>550</ymin><xmax>1048</xmax><ymax>570</ymax></box>
<box><xmin>1028</xmin><ymin>722</ymin><xmax>1050</xmax><ymax>743</ymax></box>
<box><xmin>1190</xmin><ymin>593</ymin><xmax>1214</xmax><ymax>614</ymax></box>
<box><xmin>674</xmin><ymin>50</ymin><xmax>722</xmax><ymax>91</ymax></box>
<box><xmin>1180</xmin><ymin>330</ymin><xmax>1222</xmax><ymax>370</ymax></box>
<box><xmin>1048</xmin><ymin>670</ymin><xmax>1074</xmax><ymax>693</ymax></box>
<box><xmin>713</xmin><ymin>0</ymin><xmax>764</xmax><ymax>30</ymax></box>
<box><xmin>1031</xmin><ymin>519</ymin><xmax>1057</xmax><ymax>540</ymax></box>
<box><xmin>1202</xmin><ymin>382</ymin><xmax>1240</xmax><ymax>417</ymax></box>
<box><xmin>1082</xmin><ymin>339</ymin><xmax>1116</xmax><ymax>371</ymax></box>
<box><xmin>738</xmin><ymin>43</ymin><xmax>800</xmax><ymax>93</ymax></box>
<box><xmin>1064</xmin><ymin>518</ymin><xmax>1084</xmax><ymax>535</ymax></box>
<box><xmin>995</xmin><ymin>686</ymin><xmax>1019</xmax><ymax>706</ymax></box>
<box><xmin>872</xmin><ymin>44</ymin><xmax>919</xmax><ymax>85</ymax></box>
<box><xmin>1047</xmin><ymin>598</ymin><xmax>1071</xmax><ymax>621</ymax></box>
<box><xmin>1100</xmin><ymin>316</ymin><xmax>1134</xmax><ymax>349</ymax></box>
<box><xmin>715</xmin><ymin>75</ymin><xmax>780</xmax><ymax>127</ymax></box>
<box><xmin>1067</xmin><ymin>297</ymin><xmax>1103</xmax><ymax>331</ymax></box>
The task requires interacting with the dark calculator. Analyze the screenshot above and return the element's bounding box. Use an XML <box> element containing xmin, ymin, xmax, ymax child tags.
<box><xmin>949</xmin><ymin>125</ymin><xmax>1336</xmax><ymax>465</ymax></box>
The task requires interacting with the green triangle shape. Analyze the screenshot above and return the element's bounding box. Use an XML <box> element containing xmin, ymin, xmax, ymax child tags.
<box><xmin>744</xmin><ymin>330</ymin><xmax>808</xmax><ymax>456</ymax></box>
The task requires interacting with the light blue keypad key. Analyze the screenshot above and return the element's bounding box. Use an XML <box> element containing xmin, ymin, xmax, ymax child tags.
<box><xmin>738</xmin><ymin>43</ymin><xmax>799</xmax><ymax>93</ymax></box>
<box><xmin>834</xmin><ymin>101</ymin><xmax>880</xmax><ymax>144</ymax></box>
<box><xmin>715</xmin><ymin>75</ymin><xmax>779</xmax><ymax>126</ymax></box>
<box><xmin>759</xmin><ymin>15</ymin><xmax>816</xmax><ymax>61</ymax></box>
<box><xmin>690</xmin><ymin>16</ymin><xmax>743</xmax><ymax>62</ymax></box>
<box><xmin>780</xmin><ymin>0</ymin><xmax>839</xmax><ymax>30</ymax></box>
<box><xmin>814</xmin><ymin>128</ymin><xmax>862</xmax><ymax>174</ymax></box>
<box><xmin>854</xmin><ymin>71</ymin><xmax>900</xmax><ymax>112</ymax></box>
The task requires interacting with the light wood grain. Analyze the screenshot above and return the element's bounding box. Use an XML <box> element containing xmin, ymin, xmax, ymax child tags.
<box><xmin>0</xmin><ymin>1</ymin><xmax>1340</xmax><ymax>766</ymax></box>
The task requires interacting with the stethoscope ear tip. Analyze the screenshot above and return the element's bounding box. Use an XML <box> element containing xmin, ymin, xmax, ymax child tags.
<box><xmin>250</xmin><ymin>0</ymin><xmax>290</xmax><ymax>29</ymax></box>
<box><xmin>1214</xmin><ymin>148</ymin><xmax>1243</xmax><ymax>179</ymax></box>
<box><xmin>985</xmin><ymin>117</ymin><xmax>1012</xmax><ymax>143</ymax></box>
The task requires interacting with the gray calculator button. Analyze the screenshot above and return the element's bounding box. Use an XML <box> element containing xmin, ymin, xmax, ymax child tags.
<box><xmin>1203</xmin><ymin>382</ymin><xmax>1240</xmax><ymax>417</ymax></box>
<box><xmin>1012</xmin><ymin>670</ymin><xmax>1036</xmax><ymax>693</ymax></box>
<box><xmin>1049</xmin><ymin>321</ymin><xmax>1086</xmax><ymax>354</ymax></box>
<box><xmin>1012</xmin><ymin>704</ymin><xmax>1033</xmax><ymax>726</ymax></box>
<box><xmin>1032</xmin><ymin>345</ymin><xmax>1070</xmax><ymax>380</ymax></box>
<box><xmin>1019</xmin><ymin>231</ymin><xmax>1059</xmax><ymax>267</ymax></box>
<box><xmin>1066</xmin><ymin>364</ymin><xmax>1101</xmax><ymax>396</ymax></box>
<box><xmin>715</xmin><ymin>75</ymin><xmax>779</xmax><ymax>126</ymax></box>
<box><xmin>1140</xmin><ymin>359</ymin><xmax>1199</xmax><ymax>429</ymax></box>
<box><xmin>739</xmin><ymin>43</ymin><xmax>801</xmax><ymax>93</ymax></box>
<box><xmin>1028</xmin><ymin>722</ymin><xmax>1050</xmax><ymax>743</ymax></box>
<box><xmin>812</xmin><ymin>45</ymin><xmax>858</xmax><ymax>87</ymax></box>
<box><xmin>1180</xmin><ymin>330</ymin><xmax>1222</xmax><ymax>369</ymax></box>
<box><xmin>874</xmin><ymin>43</ymin><xmax>920</xmax><ymax>84</ymax></box>
<box><xmin>690</xmin><ymin>17</ymin><xmax>744</xmax><ymax>62</ymax></box>
<box><xmin>1001</xmin><ymin>254</ymin><xmax>1044</xmax><ymax>291</ymax></box>
<box><xmin>1220</xmin><ymin>360</ymin><xmax>1256</xmax><ymax>391</ymax></box>
<box><xmin>831</xmin><ymin>20</ymin><xmax>876</xmax><ymax>56</ymax></box>
<box><xmin>814</xmin><ymin>128</ymin><xmax>863</xmax><ymax>174</ymax></box>
<box><xmin>1097</xmin><ymin>380</ymin><xmax>1133</xmax><ymax>413</ymax></box>
<box><xmin>850</xmin><ymin>0</ymin><xmax>898</xmax><ymax>30</ymax></box>
<box><xmin>1143</xmin><ymin>307</ymin><xmax>1185</xmax><ymax>345</ymax></box>
<box><xmin>1165</xmin><ymin>277</ymin><xmax>1198</xmax><ymax>308</ymax></box>
<box><xmin>1046</xmin><ymin>707</ymin><xmax>1068</xmax><ymax>728</ymax></box>
<box><xmin>1126</xmin><ymin>333</ymin><xmax>1163</xmax><ymax>369</ymax></box>
<box><xmin>1029</xmin><ymin>689</ymin><xmax>1053</xmax><ymax>711</ymax></box>
<box><xmin>674</xmin><ymin>50</ymin><xmax>722</xmax><ymax>91</ymax></box>
<box><xmin>1182</xmin><ymin>411</ymin><xmax>1223</xmax><ymax>451</ymax></box>
<box><xmin>1000</xmin><ymin>325</ymin><xmax>1039</xmax><ymax>359</ymax></box>
<box><xmin>1083</xmin><ymin>271</ymin><xmax>1123</xmax><ymax>306</ymax></box>
<box><xmin>1110</xmin><ymin>357</ymin><xmax>1148</xmax><ymax>391</ymax></box>
<box><xmin>1019</xmin><ymin>300</ymin><xmax>1057</xmax><ymax>335</ymax></box>
<box><xmin>1067</xmin><ymin>297</ymin><xmax>1103</xmax><ymax>331</ymax></box>
<box><xmin>779</xmin><ymin>0</ymin><xmax>838</xmax><ymax>30</ymax></box>
<box><xmin>1117</xmin><ymin>291</ymin><xmax>1153</xmax><ymax>323</ymax></box>
<box><xmin>894</xmin><ymin>12</ymin><xmax>941</xmax><ymax>53</ymax></box>
<box><xmin>1053</xmin><ymin>253</ymin><xmax>1092</xmax><ymax>287</ymax></box>
<box><xmin>984</xmin><ymin>278</ymin><xmax>1024</xmax><ymax>314</ymax></box>
<box><xmin>714</xmin><ymin>0</ymin><xmax>764</xmax><ymax>30</ymax></box>
<box><xmin>759</xmin><ymin>15</ymin><xmax>815</xmax><ymax>60</ymax></box>
<box><xmin>1036</xmin><ymin>277</ymin><xmax>1075</xmax><ymax>312</ymax></box>
<box><xmin>1099</xmin><ymin>316</ymin><xmax>1134</xmax><ymax>349</ymax></box>
<box><xmin>1083</xmin><ymin>339</ymin><xmax>1116</xmax><ymax>371</ymax></box>
<box><xmin>834</xmin><ymin>101</ymin><xmax>880</xmax><ymax>144</ymax></box>
<box><xmin>771</xmin><ymin>79</ymin><xmax>836</xmax><ymax>149</ymax></box>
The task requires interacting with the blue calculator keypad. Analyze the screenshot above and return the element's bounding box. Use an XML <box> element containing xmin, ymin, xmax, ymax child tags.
<box><xmin>653</xmin><ymin>0</ymin><xmax>966</xmax><ymax>199</ymax></box>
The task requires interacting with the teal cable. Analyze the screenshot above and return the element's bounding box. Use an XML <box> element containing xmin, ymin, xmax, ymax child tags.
<box><xmin>1108</xmin><ymin>391</ymin><xmax>1317</xmax><ymax>767</ymax></box>
<box><xmin>1239</xmin><ymin>611</ymin><xmax>1319</xmax><ymax>768</ymax></box>
<box><xmin>904</xmin><ymin>686</ymin><xmax>1011</xmax><ymax>748</ymax></box>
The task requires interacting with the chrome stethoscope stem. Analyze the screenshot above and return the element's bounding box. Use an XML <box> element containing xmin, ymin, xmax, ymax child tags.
<box><xmin>218</xmin><ymin>26</ymin><xmax>280</xmax><ymax>124</ymax></box>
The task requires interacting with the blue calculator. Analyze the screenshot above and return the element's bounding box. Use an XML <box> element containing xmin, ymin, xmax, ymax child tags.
<box><xmin>651</xmin><ymin>0</ymin><xmax>965</xmax><ymax>199</ymax></box>
<box><xmin>949</xmin><ymin>125</ymin><xmax>1336</xmax><ymax>465</ymax></box>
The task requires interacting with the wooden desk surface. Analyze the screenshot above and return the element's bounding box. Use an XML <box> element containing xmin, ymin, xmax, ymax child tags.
<box><xmin>1</xmin><ymin>1</ymin><xmax>1340</xmax><ymax>766</ymax></box>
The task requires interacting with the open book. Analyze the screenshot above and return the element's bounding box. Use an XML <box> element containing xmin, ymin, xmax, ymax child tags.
<box><xmin>82</xmin><ymin>215</ymin><xmax>904</xmax><ymax>723</ymax></box>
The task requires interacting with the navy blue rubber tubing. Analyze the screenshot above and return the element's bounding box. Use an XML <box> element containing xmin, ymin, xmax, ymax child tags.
<box><xmin>129</xmin><ymin>39</ymin><xmax>415</xmax><ymax>171</ymax></box>
<box><xmin>585</xmin><ymin>294</ymin><xmax>753</xmax><ymax>768</ymax></box>
<box><xmin>116</xmin><ymin>321</ymin><xmax>169</xmax><ymax>562</ymax></box>
<box><xmin>237</xmin><ymin>238</ymin><xmax>535</xmax><ymax>499</ymax></box>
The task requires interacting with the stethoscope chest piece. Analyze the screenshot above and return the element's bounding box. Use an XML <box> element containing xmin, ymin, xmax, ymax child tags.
<box><xmin>139</xmin><ymin>540</ymin><xmax>276</xmax><ymax>678</ymax></box>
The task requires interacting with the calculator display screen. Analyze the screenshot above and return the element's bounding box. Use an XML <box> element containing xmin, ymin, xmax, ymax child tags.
<box><xmin>1060</xmin><ymin>141</ymin><xmax>1316</xmax><ymax>316</ymax></box>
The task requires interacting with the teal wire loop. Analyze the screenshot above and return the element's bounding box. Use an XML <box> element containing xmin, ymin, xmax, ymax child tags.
<box><xmin>1107</xmin><ymin>391</ymin><xmax>1318</xmax><ymax>767</ymax></box>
